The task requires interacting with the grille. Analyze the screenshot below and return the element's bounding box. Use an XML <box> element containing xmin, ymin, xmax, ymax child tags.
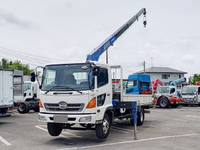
<box><xmin>44</xmin><ymin>103</ymin><xmax>85</xmax><ymax>112</ymax></box>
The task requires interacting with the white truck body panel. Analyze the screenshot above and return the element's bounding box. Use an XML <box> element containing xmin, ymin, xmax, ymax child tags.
<box><xmin>122</xmin><ymin>94</ymin><xmax>152</xmax><ymax>106</ymax></box>
<box><xmin>0</xmin><ymin>70</ymin><xmax>14</xmax><ymax>108</ymax></box>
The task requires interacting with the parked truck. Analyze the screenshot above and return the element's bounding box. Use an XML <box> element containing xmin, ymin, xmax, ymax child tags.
<box><xmin>153</xmin><ymin>78</ymin><xmax>186</xmax><ymax>108</ymax></box>
<box><xmin>17</xmin><ymin>81</ymin><xmax>39</xmax><ymax>113</ymax></box>
<box><xmin>181</xmin><ymin>85</ymin><xmax>200</xmax><ymax>106</ymax></box>
<box><xmin>31</xmin><ymin>8</ymin><xmax>151</xmax><ymax>139</ymax></box>
<box><xmin>0</xmin><ymin>69</ymin><xmax>23</xmax><ymax>116</ymax></box>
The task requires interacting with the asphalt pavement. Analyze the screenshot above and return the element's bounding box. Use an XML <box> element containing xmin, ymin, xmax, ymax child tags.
<box><xmin>0</xmin><ymin>106</ymin><xmax>200</xmax><ymax>150</ymax></box>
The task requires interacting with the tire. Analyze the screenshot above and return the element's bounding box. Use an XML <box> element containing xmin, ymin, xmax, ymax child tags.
<box><xmin>17</xmin><ymin>103</ymin><xmax>29</xmax><ymax>114</ymax></box>
<box><xmin>47</xmin><ymin>123</ymin><xmax>62</xmax><ymax>136</ymax></box>
<box><xmin>130</xmin><ymin>108</ymin><xmax>145</xmax><ymax>126</ymax></box>
<box><xmin>158</xmin><ymin>97</ymin><xmax>170</xmax><ymax>108</ymax></box>
<box><xmin>95</xmin><ymin>114</ymin><xmax>111</xmax><ymax>139</ymax></box>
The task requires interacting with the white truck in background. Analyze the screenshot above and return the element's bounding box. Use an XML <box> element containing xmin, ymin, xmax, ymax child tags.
<box><xmin>181</xmin><ymin>85</ymin><xmax>200</xmax><ymax>106</ymax></box>
<box><xmin>31</xmin><ymin>8</ymin><xmax>151</xmax><ymax>139</ymax></box>
<box><xmin>17</xmin><ymin>81</ymin><xmax>39</xmax><ymax>113</ymax></box>
<box><xmin>0</xmin><ymin>70</ymin><xmax>14</xmax><ymax>116</ymax></box>
<box><xmin>0</xmin><ymin>69</ymin><xmax>23</xmax><ymax>116</ymax></box>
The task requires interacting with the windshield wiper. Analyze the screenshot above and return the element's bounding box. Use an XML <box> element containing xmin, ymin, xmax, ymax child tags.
<box><xmin>45</xmin><ymin>86</ymin><xmax>65</xmax><ymax>94</ymax></box>
<box><xmin>45</xmin><ymin>86</ymin><xmax>82</xmax><ymax>94</ymax></box>
<box><xmin>63</xmin><ymin>86</ymin><xmax>83</xmax><ymax>94</ymax></box>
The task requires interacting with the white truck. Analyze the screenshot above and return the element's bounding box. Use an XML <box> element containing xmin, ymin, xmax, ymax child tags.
<box><xmin>0</xmin><ymin>69</ymin><xmax>24</xmax><ymax>116</ymax></box>
<box><xmin>181</xmin><ymin>85</ymin><xmax>200</xmax><ymax>106</ymax></box>
<box><xmin>32</xmin><ymin>8</ymin><xmax>151</xmax><ymax>139</ymax></box>
<box><xmin>0</xmin><ymin>70</ymin><xmax>14</xmax><ymax>116</ymax></box>
<box><xmin>155</xmin><ymin>86</ymin><xmax>181</xmax><ymax>108</ymax></box>
<box><xmin>17</xmin><ymin>81</ymin><xmax>39</xmax><ymax>113</ymax></box>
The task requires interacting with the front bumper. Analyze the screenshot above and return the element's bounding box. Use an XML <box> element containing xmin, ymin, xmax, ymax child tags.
<box><xmin>169</xmin><ymin>97</ymin><xmax>181</xmax><ymax>105</ymax></box>
<box><xmin>38</xmin><ymin>112</ymin><xmax>97</xmax><ymax>124</ymax></box>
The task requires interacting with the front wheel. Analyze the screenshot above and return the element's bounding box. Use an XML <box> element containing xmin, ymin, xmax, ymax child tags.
<box><xmin>17</xmin><ymin>103</ymin><xmax>29</xmax><ymax>114</ymax></box>
<box><xmin>47</xmin><ymin>123</ymin><xmax>62</xmax><ymax>136</ymax></box>
<box><xmin>158</xmin><ymin>97</ymin><xmax>170</xmax><ymax>108</ymax></box>
<box><xmin>95</xmin><ymin>114</ymin><xmax>111</xmax><ymax>139</ymax></box>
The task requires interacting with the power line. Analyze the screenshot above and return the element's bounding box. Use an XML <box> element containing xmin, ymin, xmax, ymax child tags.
<box><xmin>0</xmin><ymin>45</ymin><xmax>66</xmax><ymax>63</ymax></box>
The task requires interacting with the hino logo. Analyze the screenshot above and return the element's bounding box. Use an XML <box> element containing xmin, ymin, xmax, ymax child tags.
<box><xmin>58</xmin><ymin>101</ymin><xmax>68</xmax><ymax>110</ymax></box>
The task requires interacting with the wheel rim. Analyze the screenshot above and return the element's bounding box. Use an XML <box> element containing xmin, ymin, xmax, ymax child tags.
<box><xmin>19</xmin><ymin>104</ymin><xmax>25</xmax><ymax>111</ymax></box>
<box><xmin>102</xmin><ymin>119</ymin><xmax>109</xmax><ymax>134</ymax></box>
<box><xmin>160</xmin><ymin>99</ymin><xmax>167</xmax><ymax>107</ymax></box>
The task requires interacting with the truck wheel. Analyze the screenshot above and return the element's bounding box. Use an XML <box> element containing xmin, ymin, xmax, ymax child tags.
<box><xmin>137</xmin><ymin>108</ymin><xmax>145</xmax><ymax>126</ymax></box>
<box><xmin>158</xmin><ymin>97</ymin><xmax>170</xmax><ymax>108</ymax></box>
<box><xmin>17</xmin><ymin>103</ymin><xmax>28</xmax><ymax>114</ymax></box>
<box><xmin>95</xmin><ymin>114</ymin><xmax>110</xmax><ymax>139</ymax></box>
<box><xmin>47</xmin><ymin>123</ymin><xmax>62</xmax><ymax>136</ymax></box>
<box><xmin>131</xmin><ymin>108</ymin><xmax>145</xmax><ymax>126</ymax></box>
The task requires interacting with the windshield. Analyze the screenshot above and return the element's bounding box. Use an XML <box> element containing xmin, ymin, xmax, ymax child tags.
<box><xmin>41</xmin><ymin>64</ymin><xmax>93</xmax><ymax>91</ymax></box>
<box><xmin>158</xmin><ymin>86</ymin><xmax>170</xmax><ymax>94</ymax></box>
<box><xmin>182</xmin><ymin>87</ymin><xmax>196</xmax><ymax>95</ymax></box>
<box><xmin>24</xmin><ymin>83</ymin><xmax>31</xmax><ymax>91</ymax></box>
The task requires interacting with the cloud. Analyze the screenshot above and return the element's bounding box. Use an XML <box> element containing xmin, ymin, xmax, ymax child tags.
<box><xmin>0</xmin><ymin>9</ymin><xmax>30</xmax><ymax>28</ymax></box>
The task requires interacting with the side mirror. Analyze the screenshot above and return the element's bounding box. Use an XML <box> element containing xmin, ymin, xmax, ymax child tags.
<box><xmin>92</xmin><ymin>67</ymin><xmax>100</xmax><ymax>76</ymax></box>
<box><xmin>31</xmin><ymin>72</ymin><xmax>36</xmax><ymax>82</ymax></box>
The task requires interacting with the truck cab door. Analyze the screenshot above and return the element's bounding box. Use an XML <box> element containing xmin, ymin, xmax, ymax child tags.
<box><xmin>96</xmin><ymin>67</ymin><xmax>112</xmax><ymax>107</ymax></box>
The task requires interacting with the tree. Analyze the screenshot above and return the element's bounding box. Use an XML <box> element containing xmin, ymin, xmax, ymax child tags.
<box><xmin>191</xmin><ymin>74</ymin><xmax>200</xmax><ymax>84</ymax></box>
<box><xmin>0</xmin><ymin>58</ymin><xmax>33</xmax><ymax>75</ymax></box>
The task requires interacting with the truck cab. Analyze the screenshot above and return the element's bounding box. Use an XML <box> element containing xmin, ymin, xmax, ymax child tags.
<box><xmin>181</xmin><ymin>85</ymin><xmax>200</xmax><ymax>105</ymax></box>
<box><xmin>38</xmin><ymin>62</ymin><xmax>113</xmax><ymax>139</ymax></box>
<box><xmin>126</xmin><ymin>74</ymin><xmax>152</xmax><ymax>95</ymax></box>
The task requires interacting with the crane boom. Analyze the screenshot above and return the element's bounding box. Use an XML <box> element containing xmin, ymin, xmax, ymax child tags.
<box><xmin>86</xmin><ymin>8</ymin><xmax>147</xmax><ymax>62</ymax></box>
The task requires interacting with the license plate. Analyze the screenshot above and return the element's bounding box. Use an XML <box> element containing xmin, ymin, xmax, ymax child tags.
<box><xmin>54</xmin><ymin>115</ymin><xmax>68</xmax><ymax>123</ymax></box>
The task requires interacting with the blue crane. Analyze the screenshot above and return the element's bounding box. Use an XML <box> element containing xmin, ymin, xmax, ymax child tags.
<box><xmin>86</xmin><ymin>8</ymin><xmax>147</xmax><ymax>62</ymax></box>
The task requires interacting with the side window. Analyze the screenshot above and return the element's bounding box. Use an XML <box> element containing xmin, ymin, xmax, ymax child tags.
<box><xmin>97</xmin><ymin>68</ymin><xmax>108</xmax><ymax>88</ymax></box>
<box><xmin>170</xmin><ymin>88</ymin><xmax>175</xmax><ymax>94</ymax></box>
<box><xmin>126</xmin><ymin>80</ymin><xmax>137</xmax><ymax>88</ymax></box>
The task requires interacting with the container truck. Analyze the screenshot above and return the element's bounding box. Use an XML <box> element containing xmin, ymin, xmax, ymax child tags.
<box><xmin>0</xmin><ymin>69</ymin><xmax>23</xmax><ymax>116</ymax></box>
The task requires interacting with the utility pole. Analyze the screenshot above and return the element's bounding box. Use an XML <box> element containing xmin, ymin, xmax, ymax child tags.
<box><xmin>143</xmin><ymin>60</ymin><xmax>145</xmax><ymax>73</ymax></box>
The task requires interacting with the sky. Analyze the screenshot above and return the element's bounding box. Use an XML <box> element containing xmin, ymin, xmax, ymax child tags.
<box><xmin>0</xmin><ymin>0</ymin><xmax>199</xmax><ymax>78</ymax></box>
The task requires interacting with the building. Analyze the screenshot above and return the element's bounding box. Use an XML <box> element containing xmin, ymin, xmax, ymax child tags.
<box><xmin>135</xmin><ymin>67</ymin><xmax>187</xmax><ymax>83</ymax></box>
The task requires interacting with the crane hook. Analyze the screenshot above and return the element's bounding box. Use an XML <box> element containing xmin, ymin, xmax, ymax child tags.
<box><xmin>143</xmin><ymin>9</ymin><xmax>147</xmax><ymax>28</ymax></box>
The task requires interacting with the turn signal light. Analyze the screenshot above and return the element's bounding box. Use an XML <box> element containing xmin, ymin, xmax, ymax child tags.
<box><xmin>39</xmin><ymin>99</ymin><xmax>43</xmax><ymax>108</ymax></box>
<box><xmin>86</xmin><ymin>97</ymin><xmax>96</xmax><ymax>109</ymax></box>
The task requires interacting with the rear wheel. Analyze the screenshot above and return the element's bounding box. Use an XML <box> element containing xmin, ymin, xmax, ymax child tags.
<box><xmin>158</xmin><ymin>97</ymin><xmax>170</xmax><ymax>108</ymax></box>
<box><xmin>130</xmin><ymin>108</ymin><xmax>145</xmax><ymax>126</ymax></box>
<box><xmin>17</xmin><ymin>103</ymin><xmax>29</xmax><ymax>114</ymax></box>
<box><xmin>137</xmin><ymin>108</ymin><xmax>145</xmax><ymax>126</ymax></box>
<box><xmin>95</xmin><ymin>114</ymin><xmax>110</xmax><ymax>139</ymax></box>
<box><xmin>47</xmin><ymin>123</ymin><xmax>62</xmax><ymax>136</ymax></box>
